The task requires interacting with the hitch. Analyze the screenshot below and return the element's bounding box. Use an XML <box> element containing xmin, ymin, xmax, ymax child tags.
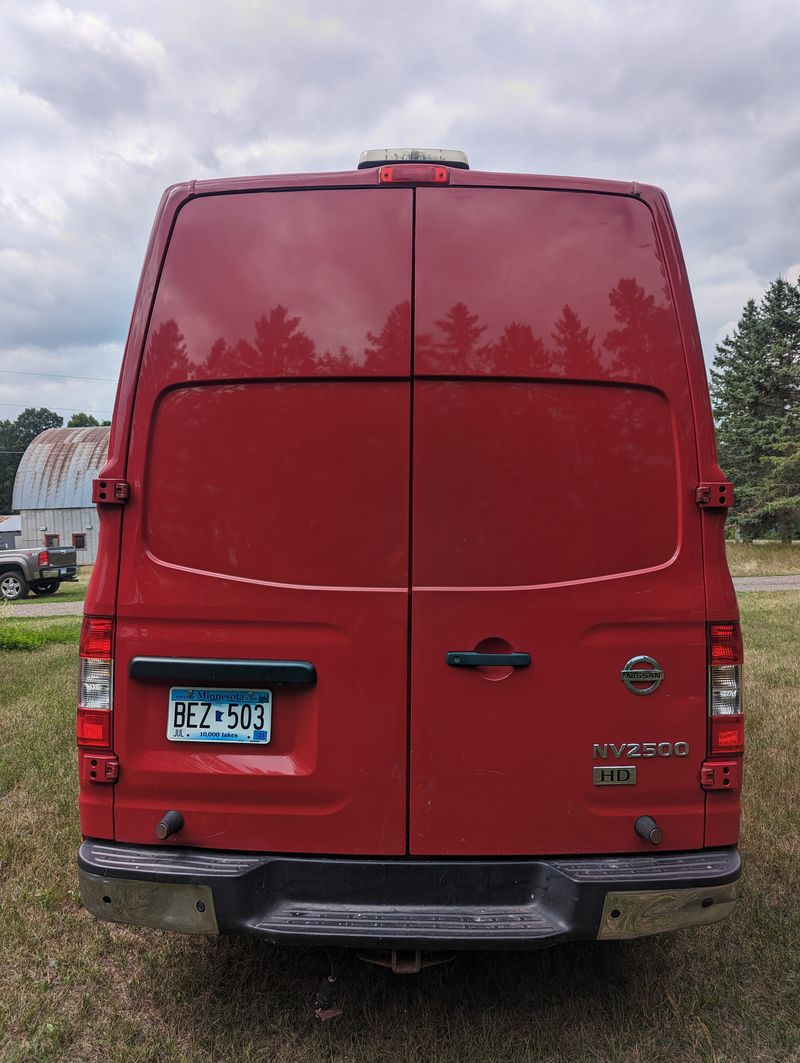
<box><xmin>358</xmin><ymin>949</ymin><xmax>455</xmax><ymax>974</ymax></box>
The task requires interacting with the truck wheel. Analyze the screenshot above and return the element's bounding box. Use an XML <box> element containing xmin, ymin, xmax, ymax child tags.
<box><xmin>32</xmin><ymin>580</ymin><xmax>61</xmax><ymax>596</ymax></box>
<box><xmin>1</xmin><ymin>572</ymin><xmax>29</xmax><ymax>601</ymax></box>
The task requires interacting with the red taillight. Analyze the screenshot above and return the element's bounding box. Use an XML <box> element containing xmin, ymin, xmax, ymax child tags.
<box><xmin>707</xmin><ymin>621</ymin><xmax>744</xmax><ymax>767</ymax></box>
<box><xmin>38</xmin><ymin>550</ymin><xmax>48</xmax><ymax>566</ymax></box>
<box><xmin>76</xmin><ymin>708</ymin><xmax>112</xmax><ymax>748</ymax></box>
<box><xmin>709</xmin><ymin>622</ymin><xmax>743</xmax><ymax>665</ymax></box>
<box><xmin>78</xmin><ymin>616</ymin><xmax>114</xmax><ymax>750</ymax></box>
<box><xmin>378</xmin><ymin>164</ymin><xmax>449</xmax><ymax>184</ymax></box>
<box><xmin>707</xmin><ymin>620</ymin><xmax>743</xmax><ymax>717</ymax></box>
<box><xmin>710</xmin><ymin>715</ymin><xmax>745</xmax><ymax>755</ymax></box>
<box><xmin>80</xmin><ymin>616</ymin><xmax>113</xmax><ymax>659</ymax></box>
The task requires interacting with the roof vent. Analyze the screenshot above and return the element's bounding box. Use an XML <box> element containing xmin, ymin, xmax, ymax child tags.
<box><xmin>358</xmin><ymin>148</ymin><xmax>469</xmax><ymax>170</ymax></box>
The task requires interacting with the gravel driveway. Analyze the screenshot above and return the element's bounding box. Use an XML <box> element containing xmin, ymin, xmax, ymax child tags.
<box><xmin>732</xmin><ymin>575</ymin><xmax>800</xmax><ymax>592</ymax></box>
<box><xmin>4</xmin><ymin>600</ymin><xmax>85</xmax><ymax>617</ymax></box>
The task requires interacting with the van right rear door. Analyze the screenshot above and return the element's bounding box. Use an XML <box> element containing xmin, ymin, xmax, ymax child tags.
<box><xmin>408</xmin><ymin>185</ymin><xmax>708</xmax><ymax>856</ymax></box>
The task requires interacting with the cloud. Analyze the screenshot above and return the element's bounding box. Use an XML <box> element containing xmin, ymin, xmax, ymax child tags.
<box><xmin>1</xmin><ymin>0</ymin><xmax>799</xmax><ymax>422</ymax></box>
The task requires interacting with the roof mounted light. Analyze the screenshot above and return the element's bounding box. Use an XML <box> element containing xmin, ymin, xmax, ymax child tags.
<box><xmin>358</xmin><ymin>148</ymin><xmax>469</xmax><ymax>170</ymax></box>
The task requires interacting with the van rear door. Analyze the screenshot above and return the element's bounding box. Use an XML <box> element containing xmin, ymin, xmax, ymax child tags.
<box><xmin>113</xmin><ymin>189</ymin><xmax>413</xmax><ymax>855</ymax></box>
<box><xmin>409</xmin><ymin>186</ymin><xmax>707</xmax><ymax>855</ymax></box>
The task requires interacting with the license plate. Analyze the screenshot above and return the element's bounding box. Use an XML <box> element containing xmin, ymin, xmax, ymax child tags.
<box><xmin>167</xmin><ymin>687</ymin><xmax>272</xmax><ymax>744</ymax></box>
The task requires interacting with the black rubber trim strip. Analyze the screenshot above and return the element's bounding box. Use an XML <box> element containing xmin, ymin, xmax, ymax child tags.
<box><xmin>357</xmin><ymin>160</ymin><xmax>470</xmax><ymax>170</ymax></box>
<box><xmin>446</xmin><ymin>651</ymin><xmax>531</xmax><ymax>668</ymax></box>
<box><xmin>129</xmin><ymin>657</ymin><xmax>316</xmax><ymax>685</ymax></box>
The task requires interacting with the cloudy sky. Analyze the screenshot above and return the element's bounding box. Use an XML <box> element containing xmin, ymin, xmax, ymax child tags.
<box><xmin>1</xmin><ymin>0</ymin><xmax>799</xmax><ymax>424</ymax></box>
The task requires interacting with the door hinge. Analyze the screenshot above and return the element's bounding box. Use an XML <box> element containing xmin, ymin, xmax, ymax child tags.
<box><xmin>80</xmin><ymin>752</ymin><xmax>119</xmax><ymax>784</ymax></box>
<box><xmin>695</xmin><ymin>482</ymin><xmax>733</xmax><ymax>508</ymax></box>
<box><xmin>700</xmin><ymin>759</ymin><xmax>740</xmax><ymax>791</ymax></box>
<box><xmin>92</xmin><ymin>478</ymin><xmax>130</xmax><ymax>505</ymax></box>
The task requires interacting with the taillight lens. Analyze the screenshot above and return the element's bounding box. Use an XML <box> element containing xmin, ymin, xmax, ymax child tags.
<box><xmin>707</xmin><ymin>621</ymin><xmax>744</xmax><ymax>761</ymax></box>
<box><xmin>78</xmin><ymin>616</ymin><xmax>114</xmax><ymax>748</ymax></box>
<box><xmin>710</xmin><ymin>715</ymin><xmax>745</xmax><ymax>755</ymax></box>
<box><xmin>80</xmin><ymin>617</ymin><xmax>113</xmax><ymax>658</ymax></box>
<box><xmin>38</xmin><ymin>550</ymin><xmax>48</xmax><ymax>566</ymax></box>
<box><xmin>708</xmin><ymin>622</ymin><xmax>743</xmax><ymax>716</ymax></box>
<box><xmin>76</xmin><ymin>708</ymin><xmax>112</xmax><ymax>747</ymax></box>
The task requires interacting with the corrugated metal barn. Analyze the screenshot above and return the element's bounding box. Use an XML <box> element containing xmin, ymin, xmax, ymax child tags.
<box><xmin>0</xmin><ymin>514</ymin><xmax>21</xmax><ymax>550</ymax></box>
<box><xmin>12</xmin><ymin>427</ymin><xmax>110</xmax><ymax>564</ymax></box>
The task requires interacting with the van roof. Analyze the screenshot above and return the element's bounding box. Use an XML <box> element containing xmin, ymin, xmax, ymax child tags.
<box><xmin>181</xmin><ymin>167</ymin><xmax>662</xmax><ymax>204</ymax></box>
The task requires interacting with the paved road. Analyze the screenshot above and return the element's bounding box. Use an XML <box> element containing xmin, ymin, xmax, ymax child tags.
<box><xmin>4</xmin><ymin>575</ymin><xmax>800</xmax><ymax>617</ymax></box>
<box><xmin>5</xmin><ymin>600</ymin><xmax>85</xmax><ymax>617</ymax></box>
<box><xmin>733</xmin><ymin>575</ymin><xmax>800</xmax><ymax>592</ymax></box>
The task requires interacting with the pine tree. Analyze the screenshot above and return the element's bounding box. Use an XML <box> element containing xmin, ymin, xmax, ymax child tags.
<box><xmin>430</xmin><ymin>302</ymin><xmax>488</xmax><ymax>370</ymax></box>
<box><xmin>364</xmin><ymin>301</ymin><xmax>410</xmax><ymax>370</ymax></box>
<box><xmin>551</xmin><ymin>304</ymin><xmax>601</xmax><ymax>373</ymax></box>
<box><xmin>711</xmin><ymin>277</ymin><xmax>800</xmax><ymax>540</ymax></box>
<box><xmin>749</xmin><ymin>433</ymin><xmax>800</xmax><ymax>541</ymax></box>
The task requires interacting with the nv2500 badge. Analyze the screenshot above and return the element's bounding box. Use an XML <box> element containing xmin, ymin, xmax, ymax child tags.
<box><xmin>593</xmin><ymin>741</ymin><xmax>689</xmax><ymax>758</ymax></box>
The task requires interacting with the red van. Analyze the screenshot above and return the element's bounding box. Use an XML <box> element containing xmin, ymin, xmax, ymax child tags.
<box><xmin>77</xmin><ymin>149</ymin><xmax>743</xmax><ymax>956</ymax></box>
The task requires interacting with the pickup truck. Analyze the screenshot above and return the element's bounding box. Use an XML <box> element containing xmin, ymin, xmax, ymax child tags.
<box><xmin>0</xmin><ymin>546</ymin><xmax>78</xmax><ymax>600</ymax></box>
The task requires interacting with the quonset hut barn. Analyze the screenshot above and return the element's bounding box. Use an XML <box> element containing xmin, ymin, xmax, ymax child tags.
<box><xmin>12</xmin><ymin>427</ymin><xmax>110</xmax><ymax>565</ymax></box>
<box><xmin>0</xmin><ymin>515</ymin><xmax>21</xmax><ymax>549</ymax></box>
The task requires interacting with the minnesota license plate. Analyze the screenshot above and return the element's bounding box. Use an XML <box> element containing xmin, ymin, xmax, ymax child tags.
<box><xmin>167</xmin><ymin>687</ymin><xmax>272</xmax><ymax>744</ymax></box>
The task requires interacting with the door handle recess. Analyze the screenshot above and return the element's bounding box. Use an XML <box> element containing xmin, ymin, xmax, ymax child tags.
<box><xmin>446</xmin><ymin>651</ymin><xmax>531</xmax><ymax>668</ymax></box>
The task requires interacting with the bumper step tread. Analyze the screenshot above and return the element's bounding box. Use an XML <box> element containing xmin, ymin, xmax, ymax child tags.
<box><xmin>551</xmin><ymin>850</ymin><xmax>737</xmax><ymax>883</ymax></box>
<box><xmin>254</xmin><ymin>905</ymin><xmax>559</xmax><ymax>939</ymax></box>
<box><xmin>83</xmin><ymin>841</ymin><xmax>263</xmax><ymax>878</ymax></box>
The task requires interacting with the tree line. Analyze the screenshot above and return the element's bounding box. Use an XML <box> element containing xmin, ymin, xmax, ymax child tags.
<box><xmin>0</xmin><ymin>410</ymin><xmax>109</xmax><ymax>512</ymax></box>
<box><xmin>3</xmin><ymin>278</ymin><xmax>797</xmax><ymax>536</ymax></box>
<box><xmin>711</xmin><ymin>276</ymin><xmax>800</xmax><ymax>541</ymax></box>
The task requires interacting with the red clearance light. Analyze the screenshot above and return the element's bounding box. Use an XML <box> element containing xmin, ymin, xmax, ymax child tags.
<box><xmin>710</xmin><ymin>714</ymin><xmax>744</xmax><ymax>755</ymax></box>
<box><xmin>38</xmin><ymin>550</ymin><xmax>49</xmax><ymax>566</ymax></box>
<box><xmin>709</xmin><ymin>622</ymin><xmax>743</xmax><ymax>665</ymax></box>
<box><xmin>80</xmin><ymin>616</ymin><xmax>113</xmax><ymax>659</ymax></box>
<box><xmin>77</xmin><ymin>707</ymin><xmax>111</xmax><ymax>748</ymax></box>
<box><xmin>378</xmin><ymin>164</ymin><xmax>449</xmax><ymax>185</ymax></box>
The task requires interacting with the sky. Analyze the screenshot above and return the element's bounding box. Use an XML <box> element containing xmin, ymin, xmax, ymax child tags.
<box><xmin>1</xmin><ymin>0</ymin><xmax>799</xmax><ymax>425</ymax></box>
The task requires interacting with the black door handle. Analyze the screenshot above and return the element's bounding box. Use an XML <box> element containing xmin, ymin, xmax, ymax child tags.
<box><xmin>446</xmin><ymin>651</ymin><xmax>531</xmax><ymax>668</ymax></box>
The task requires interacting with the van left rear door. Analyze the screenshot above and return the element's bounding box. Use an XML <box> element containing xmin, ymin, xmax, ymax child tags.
<box><xmin>113</xmin><ymin>188</ymin><xmax>413</xmax><ymax>855</ymax></box>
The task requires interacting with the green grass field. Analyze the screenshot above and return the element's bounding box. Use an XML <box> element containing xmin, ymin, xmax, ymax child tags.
<box><xmin>0</xmin><ymin>599</ymin><xmax>798</xmax><ymax>1062</ymax></box>
<box><xmin>726</xmin><ymin>542</ymin><xmax>800</xmax><ymax>577</ymax></box>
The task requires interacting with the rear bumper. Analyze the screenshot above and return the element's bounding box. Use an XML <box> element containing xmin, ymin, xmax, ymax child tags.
<box><xmin>78</xmin><ymin>841</ymin><xmax>740</xmax><ymax>950</ymax></box>
<box><xmin>38</xmin><ymin>566</ymin><xmax>77</xmax><ymax>581</ymax></box>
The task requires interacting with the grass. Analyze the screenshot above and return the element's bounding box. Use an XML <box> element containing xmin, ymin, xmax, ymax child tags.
<box><xmin>0</xmin><ymin>602</ymin><xmax>798</xmax><ymax>1062</ymax></box>
<box><xmin>0</xmin><ymin>616</ymin><xmax>82</xmax><ymax>651</ymax></box>
<box><xmin>726</xmin><ymin>541</ymin><xmax>800</xmax><ymax>577</ymax></box>
<box><xmin>1</xmin><ymin>566</ymin><xmax>91</xmax><ymax>607</ymax></box>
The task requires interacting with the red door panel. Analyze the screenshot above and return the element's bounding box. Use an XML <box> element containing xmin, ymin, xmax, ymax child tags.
<box><xmin>410</xmin><ymin>188</ymin><xmax>705</xmax><ymax>856</ymax></box>
<box><xmin>114</xmin><ymin>189</ymin><xmax>413</xmax><ymax>855</ymax></box>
